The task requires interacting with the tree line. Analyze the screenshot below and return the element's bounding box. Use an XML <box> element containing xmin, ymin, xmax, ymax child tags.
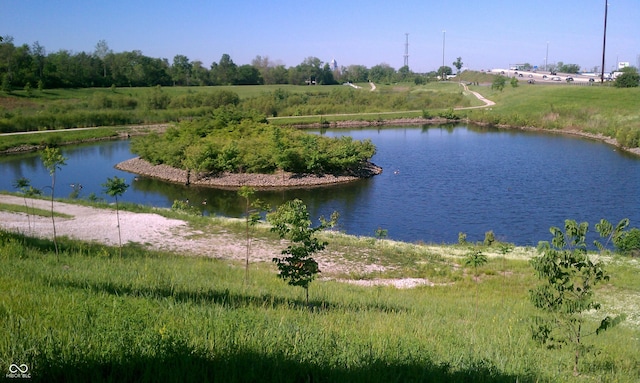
<box><xmin>0</xmin><ymin>36</ymin><xmax>432</xmax><ymax>91</ymax></box>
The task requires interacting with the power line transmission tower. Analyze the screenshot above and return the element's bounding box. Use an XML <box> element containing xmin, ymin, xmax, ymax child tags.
<box><xmin>403</xmin><ymin>33</ymin><xmax>409</xmax><ymax>68</ymax></box>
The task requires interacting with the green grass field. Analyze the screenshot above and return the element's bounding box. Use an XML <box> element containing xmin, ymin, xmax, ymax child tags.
<box><xmin>3</xmin><ymin>76</ymin><xmax>639</xmax><ymax>151</ymax></box>
<box><xmin>1</xmin><ymin>217</ymin><xmax>638</xmax><ymax>382</ymax></box>
<box><xmin>464</xmin><ymin>81</ymin><xmax>640</xmax><ymax>137</ymax></box>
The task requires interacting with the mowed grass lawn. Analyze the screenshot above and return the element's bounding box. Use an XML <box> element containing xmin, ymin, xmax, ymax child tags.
<box><xmin>1</xmin><ymin>227</ymin><xmax>639</xmax><ymax>382</ymax></box>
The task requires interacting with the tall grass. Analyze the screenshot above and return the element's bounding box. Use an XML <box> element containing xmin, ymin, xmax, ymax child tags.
<box><xmin>1</xmin><ymin>229</ymin><xmax>638</xmax><ymax>382</ymax></box>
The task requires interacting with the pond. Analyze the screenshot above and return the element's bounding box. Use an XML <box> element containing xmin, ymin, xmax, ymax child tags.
<box><xmin>1</xmin><ymin>124</ymin><xmax>639</xmax><ymax>246</ymax></box>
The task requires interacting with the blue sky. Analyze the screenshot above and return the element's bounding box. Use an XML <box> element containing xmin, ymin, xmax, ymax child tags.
<box><xmin>2</xmin><ymin>0</ymin><xmax>638</xmax><ymax>73</ymax></box>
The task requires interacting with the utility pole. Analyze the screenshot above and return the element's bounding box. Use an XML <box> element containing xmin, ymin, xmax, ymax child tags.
<box><xmin>404</xmin><ymin>33</ymin><xmax>409</xmax><ymax>68</ymax></box>
<box><xmin>545</xmin><ymin>41</ymin><xmax>549</xmax><ymax>72</ymax></box>
<box><xmin>600</xmin><ymin>0</ymin><xmax>608</xmax><ymax>83</ymax></box>
<box><xmin>442</xmin><ymin>30</ymin><xmax>446</xmax><ymax>80</ymax></box>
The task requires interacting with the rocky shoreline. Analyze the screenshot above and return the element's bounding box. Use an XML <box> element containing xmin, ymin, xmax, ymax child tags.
<box><xmin>115</xmin><ymin>157</ymin><xmax>383</xmax><ymax>189</ymax></box>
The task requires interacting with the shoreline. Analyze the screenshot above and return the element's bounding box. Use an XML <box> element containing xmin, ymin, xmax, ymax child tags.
<box><xmin>115</xmin><ymin>157</ymin><xmax>383</xmax><ymax>189</ymax></box>
<box><xmin>2</xmin><ymin>118</ymin><xmax>640</xmax><ymax>158</ymax></box>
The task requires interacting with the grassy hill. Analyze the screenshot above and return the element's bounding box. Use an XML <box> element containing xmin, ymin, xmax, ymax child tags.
<box><xmin>1</xmin><ymin>214</ymin><xmax>638</xmax><ymax>382</ymax></box>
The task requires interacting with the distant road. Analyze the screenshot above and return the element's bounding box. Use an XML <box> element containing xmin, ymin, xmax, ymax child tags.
<box><xmin>489</xmin><ymin>68</ymin><xmax>601</xmax><ymax>84</ymax></box>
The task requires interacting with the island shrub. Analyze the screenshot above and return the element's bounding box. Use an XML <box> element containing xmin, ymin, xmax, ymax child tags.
<box><xmin>130</xmin><ymin>106</ymin><xmax>376</xmax><ymax>175</ymax></box>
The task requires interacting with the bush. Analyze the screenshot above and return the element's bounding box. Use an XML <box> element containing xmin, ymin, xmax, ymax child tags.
<box><xmin>615</xmin><ymin>126</ymin><xmax>640</xmax><ymax>148</ymax></box>
<box><xmin>145</xmin><ymin>85</ymin><xmax>171</xmax><ymax>110</ymax></box>
<box><xmin>614</xmin><ymin>228</ymin><xmax>640</xmax><ymax>256</ymax></box>
<box><xmin>615</xmin><ymin>72</ymin><xmax>640</xmax><ymax>88</ymax></box>
<box><xmin>483</xmin><ymin>230</ymin><xmax>495</xmax><ymax>246</ymax></box>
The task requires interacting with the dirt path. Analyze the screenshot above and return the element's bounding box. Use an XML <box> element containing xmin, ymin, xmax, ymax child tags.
<box><xmin>457</xmin><ymin>82</ymin><xmax>496</xmax><ymax>109</ymax></box>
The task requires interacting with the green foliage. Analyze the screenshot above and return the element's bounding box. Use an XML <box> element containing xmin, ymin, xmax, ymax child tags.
<box><xmin>131</xmin><ymin>107</ymin><xmax>376</xmax><ymax>175</ymax></box>
<box><xmin>593</xmin><ymin>218</ymin><xmax>629</xmax><ymax>252</ymax></box>
<box><xmin>267</xmin><ymin>199</ymin><xmax>338</xmax><ymax>304</ymax></box>
<box><xmin>614</xmin><ymin>228</ymin><xmax>640</xmax><ymax>257</ymax></box>
<box><xmin>437</xmin><ymin>108</ymin><xmax>459</xmax><ymax>120</ymax></box>
<box><xmin>557</xmin><ymin>63</ymin><xmax>581</xmax><ymax>74</ymax></box>
<box><xmin>24</xmin><ymin>82</ymin><xmax>33</xmax><ymax>97</ymax></box>
<box><xmin>145</xmin><ymin>85</ymin><xmax>171</xmax><ymax>109</ymax></box>
<box><xmin>491</xmin><ymin>75</ymin><xmax>506</xmax><ymax>91</ymax></box>
<box><xmin>615</xmin><ymin>126</ymin><xmax>640</xmax><ymax>148</ymax></box>
<box><xmin>510</xmin><ymin>77</ymin><xmax>519</xmax><ymax>88</ymax></box>
<box><xmin>452</xmin><ymin>57</ymin><xmax>463</xmax><ymax>73</ymax></box>
<box><xmin>464</xmin><ymin>250</ymin><xmax>487</xmax><ymax>271</ymax></box>
<box><xmin>171</xmin><ymin>199</ymin><xmax>200</xmax><ymax>215</ymax></box>
<box><xmin>0</xmin><ymin>223</ymin><xmax>639</xmax><ymax>381</ymax></box>
<box><xmin>458</xmin><ymin>232</ymin><xmax>467</xmax><ymax>245</ymax></box>
<box><xmin>40</xmin><ymin>146</ymin><xmax>67</xmax><ymax>256</ymax></box>
<box><xmin>530</xmin><ymin>219</ymin><xmax>626</xmax><ymax>375</ymax></box>
<box><xmin>1</xmin><ymin>73</ymin><xmax>11</xmax><ymax>93</ymax></box>
<box><xmin>374</xmin><ymin>227</ymin><xmax>388</xmax><ymax>240</ymax></box>
<box><xmin>483</xmin><ymin>230</ymin><xmax>496</xmax><ymax>246</ymax></box>
<box><xmin>592</xmin><ymin>218</ymin><xmax>640</xmax><ymax>256</ymax></box>
<box><xmin>102</xmin><ymin>176</ymin><xmax>130</xmax><ymax>256</ymax></box>
<box><xmin>614</xmin><ymin>72</ymin><xmax>640</xmax><ymax>88</ymax></box>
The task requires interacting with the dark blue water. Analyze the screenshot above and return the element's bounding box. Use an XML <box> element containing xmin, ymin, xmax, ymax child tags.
<box><xmin>1</xmin><ymin>124</ymin><xmax>639</xmax><ymax>246</ymax></box>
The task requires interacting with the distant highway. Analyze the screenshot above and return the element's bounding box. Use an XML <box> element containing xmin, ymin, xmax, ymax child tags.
<box><xmin>489</xmin><ymin>69</ymin><xmax>605</xmax><ymax>84</ymax></box>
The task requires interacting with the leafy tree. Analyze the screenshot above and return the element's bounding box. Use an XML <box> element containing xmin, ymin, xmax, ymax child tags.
<box><xmin>491</xmin><ymin>75</ymin><xmax>506</xmax><ymax>91</ymax></box>
<box><xmin>557</xmin><ymin>63</ymin><xmax>581</xmax><ymax>74</ymax></box>
<box><xmin>530</xmin><ymin>219</ymin><xmax>626</xmax><ymax>376</ymax></box>
<box><xmin>212</xmin><ymin>53</ymin><xmax>237</xmax><ymax>85</ymax></box>
<box><xmin>437</xmin><ymin>66</ymin><xmax>452</xmax><ymax>80</ymax></box>
<box><xmin>343</xmin><ymin>64</ymin><xmax>369</xmax><ymax>83</ymax></box>
<box><xmin>236</xmin><ymin>64</ymin><xmax>262</xmax><ymax>85</ymax></box>
<box><xmin>369</xmin><ymin>63</ymin><xmax>396</xmax><ymax>83</ymax></box>
<box><xmin>94</xmin><ymin>40</ymin><xmax>111</xmax><ymax>78</ymax></box>
<box><xmin>510</xmin><ymin>76</ymin><xmax>519</xmax><ymax>88</ymax></box>
<box><xmin>594</xmin><ymin>218</ymin><xmax>640</xmax><ymax>256</ymax></box>
<box><xmin>267</xmin><ymin>199</ymin><xmax>338</xmax><ymax>304</ymax></box>
<box><xmin>41</xmin><ymin>147</ymin><xmax>67</xmax><ymax>256</ymax></box>
<box><xmin>171</xmin><ymin>54</ymin><xmax>192</xmax><ymax>86</ymax></box>
<box><xmin>453</xmin><ymin>57</ymin><xmax>463</xmax><ymax>74</ymax></box>
<box><xmin>102</xmin><ymin>176</ymin><xmax>130</xmax><ymax>256</ymax></box>
<box><xmin>238</xmin><ymin>186</ymin><xmax>268</xmax><ymax>284</ymax></box>
<box><xmin>593</xmin><ymin>218</ymin><xmax>629</xmax><ymax>252</ymax></box>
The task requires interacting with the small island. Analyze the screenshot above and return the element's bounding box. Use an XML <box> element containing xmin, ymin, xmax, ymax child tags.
<box><xmin>116</xmin><ymin>157</ymin><xmax>381</xmax><ymax>189</ymax></box>
<box><xmin>117</xmin><ymin>107</ymin><xmax>381</xmax><ymax>189</ymax></box>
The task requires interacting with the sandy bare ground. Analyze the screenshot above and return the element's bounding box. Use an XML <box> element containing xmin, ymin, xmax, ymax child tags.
<box><xmin>0</xmin><ymin>194</ymin><xmax>277</xmax><ymax>260</ymax></box>
<box><xmin>0</xmin><ymin>194</ymin><xmax>429</xmax><ymax>287</ymax></box>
